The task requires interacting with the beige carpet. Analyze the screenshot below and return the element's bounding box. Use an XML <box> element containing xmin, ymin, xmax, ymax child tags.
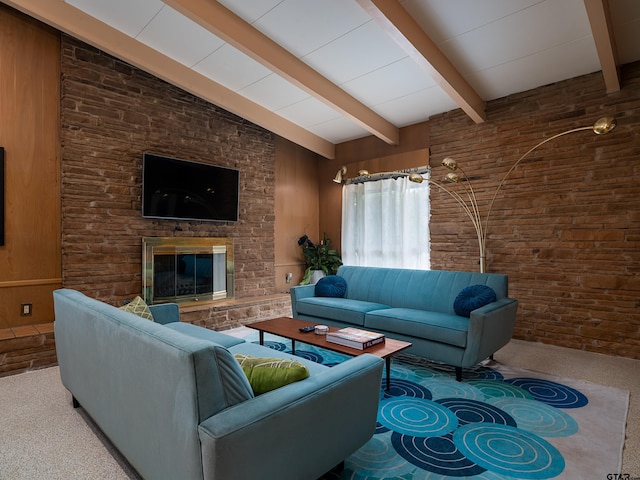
<box><xmin>0</xmin><ymin>335</ymin><xmax>638</xmax><ymax>479</ymax></box>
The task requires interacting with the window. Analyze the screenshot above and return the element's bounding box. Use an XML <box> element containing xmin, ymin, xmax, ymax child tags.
<box><xmin>341</xmin><ymin>174</ymin><xmax>430</xmax><ymax>269</ymax></box>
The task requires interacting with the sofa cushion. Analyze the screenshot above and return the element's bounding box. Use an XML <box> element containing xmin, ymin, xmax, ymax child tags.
<box><xmin>119</xmin><ymin>296</ymin><xmax>154</xmax><ymax>321</ymax></box>
<box><xmin>230</xmin><ymin>342</ymin><xmax>328</xmax><ymax>376</ymax></box>
<box><xmin>336</xmin><ymin>266</ymin><xmax>508</xmax><ymax>314</ymax></box>
<box><xmin>315</xmin><ymin>275</ymin><xmax>347</xmax><ymax>298</ymax></box>
<box><xmin>453</xmin><ymin>285</ymin><xmax>497</xmax><ymax>318</ymax></box>
<box><xmin>295</xmin><ymin>297</ymin><xmax>391</xmax><ymax>326</ymax></box>
<box><xmin>233</xmin><ymin>354</ymin><xmax>310</xmax><ymax>395</ymax></box>
<box><xmin>164</xmin><ymin>322</ymin><xmax>246</xmax><ymax>348</ymax></box>
<box><xmin>364</xmin><ymin>308</ymin><xmax>469</xmax><ymax>348</ymax></box>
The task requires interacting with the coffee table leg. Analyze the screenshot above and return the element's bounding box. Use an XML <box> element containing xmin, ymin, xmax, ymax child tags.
<box><xmin>291</xmin><ymin>340</ymin><xmax>296</xmax><ymax>355</ymax></box>
<box><xmin>259</xmin><ymin>331</ymin><xmax>264</xmax><ymax>345</ymax></box>
<box><xmin>386</xmin><ymin>357</ymin><xmax>391</xmax><ymax>391</ymax></box>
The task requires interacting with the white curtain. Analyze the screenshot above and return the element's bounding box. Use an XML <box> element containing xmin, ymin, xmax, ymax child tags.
<box><xmin>341</xmin><ymin>176</ymin><xmax>430</xmax><ymax>269</ymax></box>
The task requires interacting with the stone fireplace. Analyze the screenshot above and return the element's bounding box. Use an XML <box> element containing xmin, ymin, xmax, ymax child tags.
<box><xmin>142</xmin><ymin>237</ymin><xmax>234</xmax><ymax>305</ymax></box>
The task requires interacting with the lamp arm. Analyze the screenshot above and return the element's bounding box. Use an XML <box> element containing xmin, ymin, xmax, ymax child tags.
<box><xmin>427</xmin><ymin>180</ymin><xmax>485</xmax><ymax>261</ymax></box>
<box><xmin>427</xmin><ymin>180</ymin><xmax>479</xmax><ymax>229</ymax></box>
<box><xmin>482</xmin><ymin>125</ymin><xmax>593</xmax><ymax>247</ymax></box>
<box><xmin>454</xmin><ymin>165</ymin><xmax>484</xmax><ymax>241</ymax></box>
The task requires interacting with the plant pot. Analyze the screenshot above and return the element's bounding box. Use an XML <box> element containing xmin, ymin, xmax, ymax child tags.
<box><xmin>309</xmin><ymin>270</ymin><xmax>326</xmax><ymax>285</ymax></box>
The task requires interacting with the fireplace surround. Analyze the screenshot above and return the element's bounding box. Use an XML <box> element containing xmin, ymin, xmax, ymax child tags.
<box><xmin>142</xmin><ymin>237</ymin><xmax>234</xmax><ymax>305</ymax></box>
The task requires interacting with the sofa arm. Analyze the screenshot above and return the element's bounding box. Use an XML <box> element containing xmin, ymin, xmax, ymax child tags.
<box><xmin>289</xmin><ymin>284</ymin><xmax>316</xmax><ymax>317</ymax></box>
<box><xmin>198</xmin><ymin>354</ymin><xmax>383</xmax><ymax>480</ymax></box>
<box><xmin>148</xmin><ymin>303</ymin><xmax>180</xmax><ymax>325</ymax></box>
<box><xmin>463</xmin><ymin>297</ymin><xmax>519</xmax><ymax>367</ymax></box>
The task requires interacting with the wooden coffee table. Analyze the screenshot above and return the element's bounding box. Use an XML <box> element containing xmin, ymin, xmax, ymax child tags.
<box><xmin>248</xmin><ymin>317</ymin><xmax>412</xmax><ymax>391</ymax></box>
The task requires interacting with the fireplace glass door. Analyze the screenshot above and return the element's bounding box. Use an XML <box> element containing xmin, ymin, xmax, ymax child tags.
<box><xmin>142</xmin><ymin>237</ymin><xmax>233</xmax><ymax>304</ymax></box>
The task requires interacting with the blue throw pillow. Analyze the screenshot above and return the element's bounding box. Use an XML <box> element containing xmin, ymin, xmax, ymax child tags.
<box><xmin>315</xmin><ymin>275</ymin><xmax>347</xmax><ymax>298</ymax></box>
<box><xmin>453</xmin><ymin>285</ymin><xmax>497</xmax><ymax>317</ymax></box>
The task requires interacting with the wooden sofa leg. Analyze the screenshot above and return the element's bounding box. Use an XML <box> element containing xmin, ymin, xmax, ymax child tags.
<box><xmin>455</xmin><ymin>367</ymin><xmax>462</xmax><ymax>382</ymax></box>
<box><xmin>72</xmin><ymin>396</ymin><xmax>80</xmax><ymax>409</ymax></box>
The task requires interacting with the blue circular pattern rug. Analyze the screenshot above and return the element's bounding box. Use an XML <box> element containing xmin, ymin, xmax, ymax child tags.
<box><xmin>250</xmin><ymin>336</ymin><xmax>625</xmax><ymax>480</ymax></box>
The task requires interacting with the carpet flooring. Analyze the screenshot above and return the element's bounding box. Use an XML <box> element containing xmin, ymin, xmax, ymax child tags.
<box><xmin>0</xmin><ymin>332</ymin><xmax>637</xmax><ymax>479</ymax></box>
<box><xmin>251</xmin><ymin>333</ymin><xmax>629</xmax><ymax>480</ymax></box>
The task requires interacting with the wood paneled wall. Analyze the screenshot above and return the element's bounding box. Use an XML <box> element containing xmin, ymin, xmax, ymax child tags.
<box><xmin>0</xmin><ymin>6</ymin><xmax>61</xmax><ymax>329</ymax></box>
<box><xmin>274</xmin><ymin>135</ymin><xmax>320</xmax><ymax>291</ymax></box>
<box><xmin>320</xmin><ymin>122</ymin><xmax>430</xmax><ymax>252</ymax></box>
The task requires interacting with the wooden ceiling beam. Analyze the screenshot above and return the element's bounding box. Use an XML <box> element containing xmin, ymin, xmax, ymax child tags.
<box><xmin>164</xmin><ymin>0</ymin><xmax>400</xmax><ymax>146</ymax></box>
<box><xmin>3</xmin><ymin>0</ymin><xmax>337</xmax><ymax>158</ymax></box>
<box><xmin>583</xmin><ymin>0</ymin><xmax>620</xmax><ymax>93</ymax></box>
<box><xmin>357</xmin><ymin>0</ymin><xmax>486</xmax><ymax>124</ymax></box>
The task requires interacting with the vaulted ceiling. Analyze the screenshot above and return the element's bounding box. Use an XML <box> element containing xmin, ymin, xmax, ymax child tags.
<box><xmin>4</xmin><ymin>0</ymin><xmax>640</xmax><ymax>158</ymax></box>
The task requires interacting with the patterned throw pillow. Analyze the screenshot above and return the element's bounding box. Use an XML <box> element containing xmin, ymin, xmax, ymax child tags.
<box><xmin>119</xmin><ymin>296</ymin><xmax>154</xmax><ymax>321</ymax></box>
<box><xmin>233</xmin><ymin>354</ymin><xmax>310</xmax><ymax>395</ymax></box>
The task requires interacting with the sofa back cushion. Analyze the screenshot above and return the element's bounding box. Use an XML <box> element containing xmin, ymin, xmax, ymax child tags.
<box><xmin>53</xmin><ymin>289</ymin><xmax>253</xmax><ymax>480</ymax></box>
<box><xmin>337</xmin><ymin>266</ymin><xmax>508</xmax><ymax>315</ymax></box>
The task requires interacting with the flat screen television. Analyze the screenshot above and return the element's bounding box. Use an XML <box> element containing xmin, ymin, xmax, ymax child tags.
<box><xmin>142</xmin><ymin>153</ymin><xmax>239</xmax><ymax>222</ymax></box>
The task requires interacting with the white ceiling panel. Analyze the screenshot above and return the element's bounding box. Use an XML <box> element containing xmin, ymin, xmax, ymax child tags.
<box><xmin>27</xmin><ymin>0</ymin><xmax>640</xmax><ymax>155</ymax></box>
<box><xmin>306</xmin><ymin>116</ymin><xmax>371</xmax><ymax>144</ymax></box>
<box><xmin>217</xmin><ymin>0</ymin><xmax>283</xmax><ymax>24</ymax></box>
<box><xmin>469</xmin><ymin>36</ymin><xmax>601</xmax><ymax>100</ymax></box>
<box><xmin>238</xmin><ymin>74</ymin><xmax>310</xmax><ymax>112</ymax></box>
<box><xmin>376</xmin><ymin>87</ymin><xmax>460</xmax><ymax>126</ymax></box>
<box><xmin>253</xmin><ymin>0</ymin><xmax>371</xmax><ymax>57</ymax></box>
<box><xmin>343</xmin><ymin>57</ymin><xmax>438</xmax><ymax>107</ymax></box>
<box><xmin>403</xmin><ymin>0</ymin><xmax>544</xmax><ymax>44</ymax></box>
<box><xmin>64</xmin><ymin>0</ymin><xmax>164</xmax><ymax>37</ymax></box>
<box><xmin>439</xmin><ymin>0</ymin><xmax>594</xmax><ymax>76</ymax></box>
<box><xmin>136</xmin><ymin>6</ymin><xmax>224</xmax><ymax>67</ymax></box>
<box><xmin>303</xmin><ymin>20</ymin><xmax>409</xmax><ymax>86</ymax></box>
<box><xmin>276</xmin><ymin>97</ymin><xmax>343</xmax><ymax>129</ymax></box>
<box><xmin>193</xmin><ymin>44</ymin><xmax>271</xmax><ymax>92</ymax></box>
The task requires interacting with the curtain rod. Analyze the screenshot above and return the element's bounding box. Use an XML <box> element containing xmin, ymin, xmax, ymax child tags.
<box><xmin>345</xmin><ymin>165</ymin><xmax>430</xmax><ymax>185</ymax></box>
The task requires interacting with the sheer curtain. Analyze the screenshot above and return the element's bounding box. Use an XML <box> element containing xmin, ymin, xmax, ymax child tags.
<box><xmin>341</xmin><ymin>176</ymin><xmax>430</xmax><ymax>269</ymax></box>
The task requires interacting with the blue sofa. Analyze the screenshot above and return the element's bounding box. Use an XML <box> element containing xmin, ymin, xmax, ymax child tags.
<box><xmin>290</xmin><ymin>266</ymin><xmax>518</xmax><ymax>380</ymax></box>
<box><xmin>53</xmin><ymin>289</ymin><xmax>383</xmax><ymax>480</ymax></box>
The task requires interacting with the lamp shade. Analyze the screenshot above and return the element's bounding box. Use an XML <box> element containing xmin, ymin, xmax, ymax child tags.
<box><xmin>333</xmin><ymin>166</ymin><xmax>347</xmax><ymax>183</ymax></box>
<box><xmin>593</xmin><ymin>117</ymin><xmax>616</xmax><ymax>135</ymax></box>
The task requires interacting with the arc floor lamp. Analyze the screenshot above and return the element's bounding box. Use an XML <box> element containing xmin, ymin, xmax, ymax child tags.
<box><xmin>334</xmin><ymin>117</ymin><xmax>617</xmax><ymax>273</ymax></box>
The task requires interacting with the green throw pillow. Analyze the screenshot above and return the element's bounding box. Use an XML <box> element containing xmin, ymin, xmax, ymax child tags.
<box><xmin>233</xmin><ymin>354</ymin><xmax>310</xmax><ymax>395</ymax></box>
<box><xmin>119</xmin><ymin>296</ymin><xmax>154</xmax><ymax>321</ymax></box>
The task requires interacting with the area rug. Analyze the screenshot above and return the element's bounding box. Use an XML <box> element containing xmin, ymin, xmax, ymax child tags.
<box><xmin>246</xmin><ymin>332</ymin><xmax>629</xmax><ymax>480</ymax></box>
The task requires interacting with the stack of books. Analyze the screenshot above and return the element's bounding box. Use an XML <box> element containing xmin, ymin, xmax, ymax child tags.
<box><xmin>325</xmin><ymin>327</ymin><xmax>385</xmax><ymax>350</ymax></box>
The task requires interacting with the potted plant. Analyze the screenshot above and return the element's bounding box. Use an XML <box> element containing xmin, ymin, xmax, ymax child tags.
<box><xmin>297</xmin><ymin>233</ymin><xmax>343</xmax><ymax>285</ymax></box>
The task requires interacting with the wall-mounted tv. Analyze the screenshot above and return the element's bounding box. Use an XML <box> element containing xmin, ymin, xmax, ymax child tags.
<box><xmin>142</xmin><ymin>153</ymin><xmax>240</xmax><ymax>222</ymax></box>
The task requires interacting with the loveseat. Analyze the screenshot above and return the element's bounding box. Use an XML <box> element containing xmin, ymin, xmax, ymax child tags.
<box><xmin>53</xmin><ymin>289</ymin><xmax>383</xmax><ymax>480</ymax></box>
<box><xmin>290</xmin><ymin>266</ymin><xmax>518</xmax><ymax>380</ymax></box>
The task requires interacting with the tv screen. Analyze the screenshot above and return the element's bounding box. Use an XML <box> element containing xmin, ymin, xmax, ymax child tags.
<box><xmin>142</xmin><ymin>153</ymin><xmax>239</xmax><ymax>222</ymax></box>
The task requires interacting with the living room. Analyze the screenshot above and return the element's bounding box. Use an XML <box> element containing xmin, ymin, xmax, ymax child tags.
<box><xmin>0</xmin><ymin>1</ymin><xmax>639</xmax><ymax>478</ymax></box>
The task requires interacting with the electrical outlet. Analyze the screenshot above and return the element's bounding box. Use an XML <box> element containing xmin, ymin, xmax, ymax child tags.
<box><xmin>21</xmin><ymin>303</ymin><xmax>32</xmax><ymax>316</ymax></box>
<box><xmin>285</xmin><ymin>272</ymin><xmax>293</xmax><ymax>284</ymax></box>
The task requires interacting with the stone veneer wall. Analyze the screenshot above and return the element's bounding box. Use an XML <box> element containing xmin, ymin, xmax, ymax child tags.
<box><xmin>428</xmin><ymin>62</ymin><xmax>640</xmax><ymax>359</ymax></box>
<box><xmin>60</xmin><ymin>36</ymin><xmax>290</xmax><ymax>328</ymax></box>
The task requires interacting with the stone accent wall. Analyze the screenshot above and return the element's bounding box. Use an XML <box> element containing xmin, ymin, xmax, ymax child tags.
<box><xmin>0</xmin><ymin>324</ymin><xmax>56</xmax><ymax>377</ymax></box>
<box><xmin>60</xmin><ymin>36</ymin><xmax>290</xmax><ymax>324</ymax></box>
<box><xmin>429</xmin><ymin>62</ymin><xmax>640</xmax><ymax>359</ymax></box>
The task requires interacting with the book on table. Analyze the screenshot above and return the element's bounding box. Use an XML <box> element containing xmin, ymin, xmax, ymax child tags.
<box><xmin>325</xmin><ymin>327</ymin><xmax>385</xmax><ymax>350</ymax></box>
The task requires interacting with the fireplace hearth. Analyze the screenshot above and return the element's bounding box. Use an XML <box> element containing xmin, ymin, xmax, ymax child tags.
<box><xmin>142</xmin><ymin>237</ymin><xmax>234</xmax><ymax>305</ymax></box>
